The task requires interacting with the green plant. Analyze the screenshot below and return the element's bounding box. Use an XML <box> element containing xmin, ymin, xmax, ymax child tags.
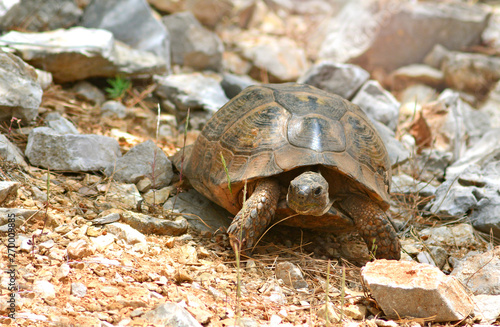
<box><xmin>105</xmin><ymin>75</ymin><xmax>131</xmax><ymax>100</ymax></box>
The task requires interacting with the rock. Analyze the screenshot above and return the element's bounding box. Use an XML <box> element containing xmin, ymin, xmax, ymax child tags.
<box><xmin>104</xmin><ymin>183</ymin><xmax>143</xmax><ymax>210</ymax></box>
<box><xmin>120</xmin><ymin>211</ymin><xmax>188</xmax><ymax>236</ymax></box>
<box><xmin>25</xmin><ymin>127</ymin><xmax>121</xmax><ymax>172</ymax></box>
<box><xmin>185</xmin><ymin>0</ymin><xmax>233</xmax><ymax>29</ymax></box>
<box><xmin>67</xmin><ymin>239</ymin><xmax>94</xmax><ymax>259</ymax></box>
<box><xmin>90</xmin><ymin>234</ymin><xmax>117</xmax><ymax>252</ymax></box>
<box><xmin>0</xmin><ymin>134</ymin><xmax>28</xmax><ymax>168</ymax></box>
<box><xmin>105</xmin><ymin>222</ymin><xmax>147</xmax><ymax>245</ymax></box>
<box><xmin>451</xmin><ymin>246</ymin><xmax>500</xmax><ymax>295</ymax></box>
<box><xmin>275</xmin><ymin>261</ymin><xmax>308</xmax><ymax>289</ymax></box>
<box><xmin>143</xmin><ymin>186</ymin><xmax>175</xmax><ymax>205</ymax></box>
<box><xmin>423</xmin><ymin>44</ymin><xmax>451</xmax><ymax>69</ymax></box>
<box><xmin>148</xmin><ymin>0</ymin><xmax>185</xmax><ymax>13</ymax></box>
<box><xmin>297</xmin><ymin>61</ymin><xmax>369</xmax><ymax>100</ymax></box>
<box><xmin>372</xmin><ymin>120</ymin><xmax>410</xmax><ymax>167</ymax></box>
<box><xmin>82</xmin><ymin>0</ymin><xmax>170</xmax><ymax>66</ymax></box>
<box><xmin>473</xmin><ymin>294</ymin><xmax>500</xmax><ymax>324</ymax></box>
<box><xmin>104</xmin><ymin>140</ymin><xmax>173</xmax><ymax>188</ymax></box>
<box><xmin>0</xmin><ymin>181</ymin><xmax>19</xmax><ymax>204</ymax></box>
<box><xmin>71</xmin><ymin>283</ymin><xmax>87</xmax><ymax>298</ymax></box>
<box><xmin>0</xmin><ymin>0</ymin><xmax>82</xmax><ymax>31</ymax></box>
<box><xmin>92</xmin><ymin>212</ymin><xmax>121</xmax><ymax>226</ymax></box>
<box><xmin>35</xmin><ymin>68</ymin><xmax>53</xmax><ymax>90</ymax></box>
<box><xmin>44</xmin><ymin>113</ymin><xmax>79</xmax><ymax>135</ymax></box>
<box><xmin>162</xmin><ymin>11</ymin><xmax>223</xmax><ymax>71</ymax></box>
<box><xmin>163</xmin><ymin>189</ymin><xmax>231</xmax><ymax>233</ymax></box>
<box><xmin>142</xmin><ymin>302</ymin><xmax>203</xmax><ymax>327</ymax></box>
<box><xmin>155</xmin><ymin>72</ymin><xmax>229</xmax><ymax>112</ymax></box>
<box><xmin>480</xmin><ymin>81</ymin><xmax>500</xmax><ymax>128</ymax></box>
<box><xmin>100</xmin><ymin>100</ymin><xmax>127</xmax><ymax>119</ymax></box>
<box><xmin>414</xmin><ymin>149</ymin><xmax>452</xmax><ymax>182</ymax></box>
<box><xmin>389</xmin><ymin>64</ymin><xmax>444</xmax><ymax>91</ymax></box>
<box><xmin>316</xmin><ymin>302</ymin><xmax>341</xmax><ymax>324</ymax></box>
<box><xmin>429</xmin><ymin>179</ymin><xmax>478</xmax><ymax>218</ymax></box>
<box><xmin>391</xmin><ymin>174</ymin><xmax>436</xmax><ymax>197</ymax></box>
<box><xmin>419</xmin><ymin>224</ymin><xmax>476</xmax><ymax>248</ymax></box>
<box><xmin>0</xmin><ymin>51</ymin><xmax>42</xmax><ymax>123</ymax></box>
<box><xmin>72</xmin><ymin>81</ymin><xmax>106</xmax><ymax>106</ymax></box>
<box><xmin>442</xmin><ymin>51</ymin><xmax>500</xmax><ymax>94</ymax></box>
<box><xmin>319</xmin><ymin>1</ymin><xmax>490</xmax><ymax>72</ymax></box>
<box><xmin>33</xmin><ymin>280</ymin><xmax>56</xmax><ymax>300</ymax></box>
<box><xmin>0</xmin><ymin>208</ymin><xmax>42</xmax><ymax>228</ymax></box>
<box><xmin>237</xmin><ymin>33</ymin><xmax>307</xmax><ymax>82</ymax></box>
<box><xmin>220</xmin><ymin>73</ymin><xmax>257</xmax><ymax>99</ymax></box>
<box><xmin>482</xmin><ymin>8</ymin><xmax>500</xmax><ymax>50</ymax></box>
<box><xmin>343</xmin><ymin>303</ymin><xmax>368</xmax><ymax>320</ymax></box>
<box><xmin>0</xmin><ymin>27</ymin><xmax>167</xmax><ymax>83</ymax></box>
<box><xmin>362</xmin><ymin>260</ymin><xmax>474</xmax><ymax>322</ymax></box>
<box><xmin>351</xmin><ymin>80</ymin><xmax>400</xmax><ymax>131</ymax></box>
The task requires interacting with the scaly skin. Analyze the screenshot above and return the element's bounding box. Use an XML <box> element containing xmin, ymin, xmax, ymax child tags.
<box><xmin>227</xmin><ymin>178</ymin><xmax>280</xmax><ymax>252</ymax></box>
<box><xmin>338</xmin><ymin>194</ymin><xmax>401</xmax><ymax>260</ymax></box>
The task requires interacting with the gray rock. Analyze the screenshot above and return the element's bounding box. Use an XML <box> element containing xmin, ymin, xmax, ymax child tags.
<box><xmin>142</xmin><ymin>302</ymin><xmax>202</xmax><ymax>326</ymax></box>
<box><xmin>101</xmin><ymin>100</ymin><xmax>127</xmax><ymax>119</ymax></box>
<box><xmin>429</xmin><ymin>179</ymin><xmax>478</xmax><ymax>218</ymax></box>
<box><xmin>0</xmin><ymin>134</ymin><xmax>28</xmax><ymax>167</ymax></box>
<box><xmin>451</xmin><ymin>246</ymin><xmax>500</xmax><ymax>295</ymax></box>
<box><xmin>275</xmin><ymin>261</ymin><xmax>308</xmax><ymax>289</ymax></box>
<box><xmin>25</xmin><ymin>127</ymin><xmax>121</xmax><ymax>172</ymax></box>
<box><xmin>162</xmin><ymin>11</ymin><xmax>223</xmax><ymax>71</ymax></box>
<box><xmin>92</xmin><ymin>213</ymin><xmax>121</xmax><ymax>226</ymax></box>
<box><xmin>105</xmin><ymin>183</ymin><xmax>143</xmax><ymax>210</ymax></box>
<box><xmin>71</xmin><ymin>282</ymin><xmax>87</xmax><ymax>298</ymax></box>
<box><xmin>0</xmin><ymin>208</ymin><xmax>41</xmax><ymax>228</ymax></box>
<box><xmin>319</xmin><ymin>1</ymin><xmax>489</xmax><ymax>72</ymax></box>
<box><xmin>35</xmin><ymin>68</ymin><xmax>52</xmax><ymax>90</ymax></box>
<box><xmin>389</xmin><ymin>64</ymin><xmax>444</xmax><ymax>91</ymax></box>
<box><xmin>120</xmin><ymin>211</ymin><xmax>188</xmax><ymax>236</ymax></box>
<box><xmin>45</xmin><ymin>113</ymin><xmax>79</xmax><ymax>135</ymax></box>
<box><xmin>155</xmin><ymin>73</ymin><xmax>229</xmax><ymax>112</ymax></box>
<box><xmin>482</xmin><ymin>9</ymin><xmax>500</xmax><ymax>50</ymax></box>
<box><xmin>0</xmin><ymin>51</ymin><xmax>42</xmax><ymax>123</ymax></box>
<box><xmin>0</xmin><ymin>181</ymin><xmax>19</xmax><ymax>204</ymax></box>
<box><xmin>391</xmin><ymin>174</ymin><xmax>436</xmax><ymax>197</ymax></box>
<box><xmin>442</xmin><ymin>51</ymin><xmax>500</xmax><ymax>94</ymax></box>
<box><xmin>33</xmin><ymin>280</ymin><xmax>56</xmax><ymax>300</ymax></box>
<box><xmin>473</xmin><ymin>294</ymin><xmax>500</xmax><ymax>324</ymax></box>
<box><xmin>105</xmin><ymin>222</ymin><xmax>146</xmax><ymax>245</ymax></box>
<box><xmin>480</xmin><ymin>81</ymin><xmax>500</xmax><ymax>128</ymax></box>
<box><xmin>104</xmin><ymin>140</ymin><xmax>173</xmax><ymax>188</ymax></box>
<box><xmin>220</xmin><ymin>73</ymin><xmax>257</xmax><ymax>99</ymax></box>
<box><xmin>352</xmin><ymin>80</ymin><xmax>400</xmax><ymax>131</ymax></box>
<box><xmin>297</xmin><ymin>61</ymin><xmax>369</xmax><ymax>100</ymax></box>
<box><xmin>419</xmin><ymin>224</ymin><xmax>477</xmax><ymax>248</ymax></box>
<box><xmin>163</xmin><ymin>189</ymin><xmax>231</xmax><ymax>233</ymax></box>
<box><xmin>423</xmin><ymin>44</ymin><xmax>451</xmax><ymax>69</ymax></box>
<box><xmin>82</xmin><ymin>0</ymin><xmax>171</xmax><ymax>68</ymax></box>
<box><xmin>372</xmin><ymin>120</ymin><xmax>410</xmax><ymax>167</ymax></box>
<box><xmin>415</xmin><ymin>149</ymin><xmax>453</xmax><ymax>182</ymax></box>
<box><xmin>0</xmin><ymin>27</ymin><xmax>167</xmax><ymax>83</ymax></box>
<box><xmin>362</xmin><ymin>260</ymin><xmax>474</xmax><ymax>322</ymax></box>
<box><xmin>0</xmin><ymin>0</ymin><xmax>82</xmax><ymax>31</ymax></box>
<box><xmin>237</xmin><ymin>33</ymin><xmax>307</xmax><ymax>82</ymax></box>
<box><xmin>72</xmin><ymin>81</ymin><xmax>106</xmax><ymax>105</ymax></box>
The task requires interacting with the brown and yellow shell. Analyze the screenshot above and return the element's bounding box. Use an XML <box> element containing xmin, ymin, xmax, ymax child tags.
<box><xmin>176</xmin><ymin>83</ymin><xmax>391</xmax><ymax>217</ymax></box>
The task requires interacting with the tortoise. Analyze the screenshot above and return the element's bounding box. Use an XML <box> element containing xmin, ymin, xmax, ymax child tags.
<box><xmin>174</xmin><ymin>83</ymin><xmax>401</xmax><ymax>260</ymax></box>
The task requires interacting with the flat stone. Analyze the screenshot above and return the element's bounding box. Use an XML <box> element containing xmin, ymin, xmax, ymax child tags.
<box><xmin>0</xmin><ymin>51</ymin><xmax>42</xmax><ymax>123</ymax></box>
<box><xmin>480</xmin><ymin>81</ymin><xmax>500</xmax><ymax>128</ymax></box>
<box><xmin>451</xmin><ymin>246</ymin><xmax>500</xmax><ymax>295</ymax></box>
<box><xmin>71</xmin><ymin>282</ymin><xmax>87</xmax><ymax>298</ymax></box>
<box><xmin>390</xmin><ymin>64</ymin><xmax>444</xmax><ymax>91</ymax></box>
<box><xmin>25</xmin><ymin>127</ymin><xmax>121</xmax><ymax>172</ymax></box>
<box><xmin>319</xmin><ymin>1</ymin><xmax>490</xmax><ymax>72</ymax></box>
<box><xmin>82</xmin><ymin>0</ymin><xmax>171</xmax><ymax>65</ymax></box>
<box><xmin>429</xmin><ymin>179</ymin><xmax>478</xmax><ymax>218</ymax></box>
<box><xmin>120</xmin><ymin>211</ymin><xmax>188</xmax><ymax>236</ymax></box>
<box><xmin>419</xmin><ymin>224</ymin><xmax>477</xmax><ymax>248</ymax></box>
<box><xmin>142</xmin><ymin>302</ymin><xmax>203</xmax><ymax>327</ymax></box>
<box><xmin>101</xmin><ymin>101</ymin><xmax>126</xmax><ymax>119</ymax></box>
<box><xmin>0</xmin><ymin>27</ymin><xmax>167</xmax><ymax>82</ymax></box>
<box><xmin>105</xmin><ymin>222</ymin><xmax>146</xmax><ymax>245</ymax></box>
<box><xmin>391</xmin><ymin>174</ymin><xmax>436</xmax><ymax>197</ymax></box>
<box><xmin>362</xmin><ymin>260</ymin><xmax>474</xmax><ymax>322</ymax></box>
<box><xmin>0</xmin><ymin>181</ymin><xmax>19</xmax><ymax>204</ymax></box>
<box><xmin>44</xmin><ymin>112</ymin><xmax>79</xmax><ymax>135</ymax></box>
<box><xmin>104</xmin><ymin>183</ymin><xmax>142</xmax><ymax>210</ymax></box>
<box><xmin>298</xmin><ymin>61</ymin><xmax>369</xmax><ymax>100</ymax></box>
<box><xmin>67</xmin><ymin>239</ymin><xmax>94</xmax><ymax>259</ymax></box>
<box><xmin>155</xmin><ymin>72</ymin><xmax>228</xmax><ymax>112</ymax></box>
<box><xmin>473</xmin><ymin>294</ymin><xmax>500</xmax><ymax>324</ymax></box>
<box><xmin>162</xmin><ymin>11</ymin><xmax>223</xmax><ymax>71</ymax></box>
<box><xmin>351</xmin><ymin>80</ymin><xmax>400</xmax><ymax>131</ymax></box>
<box><xmin>72</xmin><ymin>81</ymin><xmax>106</xmax><ymax>105</ymax></box>
<box><xmin>33</xmin><ymin>280</ymin><xmax>56</xmax><ymax>300</ymax></box>
<box><xmin>104</xmin><ymin>140</ymin><xmax>173</xmax><ymax>188</ymax></box>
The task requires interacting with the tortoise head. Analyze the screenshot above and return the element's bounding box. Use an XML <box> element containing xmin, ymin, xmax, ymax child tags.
<box><xmin>286</xmin><ymin>171</ymin><xmax>333</xmax><ymax>216</ymax></box>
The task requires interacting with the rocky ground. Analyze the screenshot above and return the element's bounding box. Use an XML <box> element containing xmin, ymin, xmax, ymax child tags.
<box><xmin>1</xmin><ymin>0</ymin><xmax>500</xmax><ymax>326</ymax></box>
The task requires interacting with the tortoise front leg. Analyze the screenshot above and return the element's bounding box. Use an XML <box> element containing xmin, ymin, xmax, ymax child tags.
<box><xmin>338</xmin><ymin>194</ymin><xmax>401</xmax><ymax>260</ymax></box>
<box><xmin>227</xmin><ymin>178</ymin><xmax>280</xmax><ymax>253</ymax></box>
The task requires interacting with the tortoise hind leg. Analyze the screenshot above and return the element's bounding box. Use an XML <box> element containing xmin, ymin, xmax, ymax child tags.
<box><xmin>227</xmin><ymin>178</ymin><xmax>280</xmax><ymax>253</ymax></box>
<box><xmin>338</xmin><ymin>194</ymin><xmax>401</xmax><ymax>260</ymax></box>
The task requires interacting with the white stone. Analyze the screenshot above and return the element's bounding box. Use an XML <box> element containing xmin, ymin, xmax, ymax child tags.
<box><xmin>33</xmin><ymin>280</ymin><xmax>56</xmax><ymax>300</ymax></box>
<box><xmin>105</xmin><ymin>222</ymin><xmax>146</xmax><ymax>245</ymax></box>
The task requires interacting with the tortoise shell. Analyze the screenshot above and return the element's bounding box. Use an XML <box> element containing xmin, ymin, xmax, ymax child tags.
<box><xmin>177</xmin><ymin>83</ymin><xmax>391</xmax><ymax>230</ymax></box>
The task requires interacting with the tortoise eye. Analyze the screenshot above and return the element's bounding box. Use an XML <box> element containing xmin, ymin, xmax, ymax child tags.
<box><xmin>314</xmin><ymin>187</ymin><xmax>322</xmax><ymax>196</ymax></box>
